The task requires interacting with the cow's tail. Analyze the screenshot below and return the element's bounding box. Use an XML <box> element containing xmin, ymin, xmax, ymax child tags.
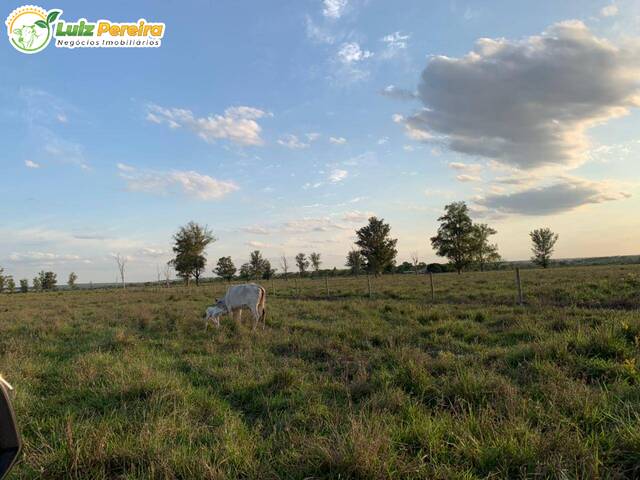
<box><xmin>258</xmin><ymin>286</ymin><xmax>267</xmax><ymax>326</ymax></box>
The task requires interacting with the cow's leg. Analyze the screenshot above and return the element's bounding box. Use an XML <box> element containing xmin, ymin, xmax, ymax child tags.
<box><xmin>249</xmin><ymin>306</ymin><xmax>259</xmax><ymax>330</ymax></box>
<box><xmin>204</xmin><ymin>318</ymin><xmax>209</xmax><ymax>331</ymax></box>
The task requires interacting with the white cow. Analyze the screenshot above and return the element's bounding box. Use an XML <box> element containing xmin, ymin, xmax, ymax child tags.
<box><xmin>204</xmin><ymin>283</ymin><xmax>266</xmax><ymax>330</ymax></box>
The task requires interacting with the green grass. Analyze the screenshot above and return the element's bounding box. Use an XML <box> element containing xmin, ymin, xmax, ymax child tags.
<box><xmin>1</xmin><ymin>265</ymin><xmax>640</xmax><ymax>478</ymax></box>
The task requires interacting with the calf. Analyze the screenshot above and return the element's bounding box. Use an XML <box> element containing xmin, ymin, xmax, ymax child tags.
<box><xmin>204</xmin><ymin>283</ymin><xmax>266</xmax><ymax>330</ymax></box>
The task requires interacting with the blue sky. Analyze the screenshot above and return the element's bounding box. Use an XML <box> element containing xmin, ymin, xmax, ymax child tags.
<box><xmin>2</xmin><ymin>0</ymin><xmax>639</xmax><ymax>283</ymax></box>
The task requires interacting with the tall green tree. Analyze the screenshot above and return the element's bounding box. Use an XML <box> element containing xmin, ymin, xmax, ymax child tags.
<box><xmin>430</xmin><ymin>202</ymin><xmax>475</xmax><ymax>274</ymax></box>
<box><xmin>32</xmin><ymin>276</ymin><xmax>42</xmax><ymax>292</ymax></box>
<box><xmin>68</xmin><ymin>272</ymin><xmax>78</xmax><ymax>289</ymax></box>
<box><xmin>214</xmin><ymin>256</ymin><xmax>236</xmax><ymax>282</ymax></box>
<box><xmin>248</xmin><ymin>250</ymin><xmax>267</xmax><ymax>279</ymax></box>
<box><xmin>239</xmin><ymin>263</ymin><xmax>252</xmax><ymax>280</ymax></box>
<box><xmin>19</xmin><ymin>279</ymin><xmax>28</xmax><ymax>293</ymax></box>
<box><xmin>0</xmin><ymin>267</ymin><xmax>5</xmax><ymax>293</ymax></box>
<box><xmin>5</xmin><ymin>277</ymin><xmax>15</xmax><ymax>293</ymax></box>
<box><xmin>345</xmin><ymin>249</ymin><xmax>365</xmax><ymax>276</ymax></box>
<box><xmin>295</xmin><ymin>253</ymin><xmax>309</xmax><ymax>277</ymax></box>
<box><xmin>309</xmin><ymin>252</ymin><xmax>321</xmax><ymax>275</ymax></box>
<box><xmin>530</xmin><ymin>228</ymin><xmax>559</xmax><ymax>268</ymax></box>
<box><xmin>38</xmin><ymin>271</ymin><xmax>57</xmax><ymax>291</ymax></box>
<box><xmin>170</xmin><ymin>221</ymin><xmax>216</xmax><ymax>286</ymax></box>
<box><xmin>261</xmin><ymin>260</ymin><xmax>276</xmax><ymax>280</ymax></box>
<box><xmin>471</xmin><ymin>224</ymin><xmax>501</xmax><ymax>271</ymax></box>
<box><xmin>355</xmin><ymin>217</ymin><xmax>398</xmax><ymax>275</ymax></box>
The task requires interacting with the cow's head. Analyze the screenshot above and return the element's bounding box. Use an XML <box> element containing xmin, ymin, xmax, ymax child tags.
<box><xmin>13</xmin><ymin>25</ymin><xmax>39</xmax><ymax>49</ymax></box>
<box><xmin>203</xmin><ymin>305</ymin><xmax>225</xmax><ymax>327</ymax></box>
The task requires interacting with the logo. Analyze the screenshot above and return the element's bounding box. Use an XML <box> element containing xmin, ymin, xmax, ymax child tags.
<box><xmin>6</xmin><ymin>5</ymin><xmax>60</xmax><ymax>54</ymax></box>
<box><xmin>6</xmin><ymin>5</ymin><xmax>165</xmax><ymax>54</ymax></box>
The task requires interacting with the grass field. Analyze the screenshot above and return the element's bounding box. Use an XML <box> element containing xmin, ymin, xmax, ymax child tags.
<box><xmin>1</xmin><ymin>265</ymin><xmax>640</xmax><ymax>479</ymax></box>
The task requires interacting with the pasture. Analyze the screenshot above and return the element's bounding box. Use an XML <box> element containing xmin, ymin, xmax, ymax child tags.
<box><xmin>1</xmin><ymin>265</ymin><xmax>640</xmax><ymax>479</ymax></box>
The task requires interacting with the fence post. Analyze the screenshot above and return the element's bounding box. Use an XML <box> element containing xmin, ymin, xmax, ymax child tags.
<box><xmin>367</xmin><ymin>275</ymin><xmax>372</xmax><ymax>299</ymax></box>
<box><xmin>429</xmin><ymin>272</ymin><xmax>435</xmax><ymax>302</ymax></box>
<box><xmin>515</xmin><ymin>268</ymin><xmax>523</xmax><ymax>305</ymax></box>
<box><xmin>325</xmin><ymin>276</ymin><xmax>329</xmax><ymax>298</ymax></box>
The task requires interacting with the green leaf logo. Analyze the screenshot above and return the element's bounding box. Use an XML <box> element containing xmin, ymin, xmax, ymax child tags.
<box><xmin>46</xmin><ymin>11</ymin><xmax>60</xmax><ymax>24</ymax></box>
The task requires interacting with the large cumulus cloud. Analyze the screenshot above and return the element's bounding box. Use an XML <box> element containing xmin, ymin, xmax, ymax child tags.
<box><xmin>475</xmin><ymin>177</ymin><xmax>631</xmax><ymax>215</ymax></box>
<box><xmin>405</xmin><ymin>21</ymin><xmax>640</xmax><ymax>170</ymax></box>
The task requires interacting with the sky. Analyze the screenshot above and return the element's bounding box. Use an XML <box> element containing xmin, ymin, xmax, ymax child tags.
<box><xmin>2</xmin><ymin>0</ymin><xmax>640</xmax><ymax>283</ymax></box>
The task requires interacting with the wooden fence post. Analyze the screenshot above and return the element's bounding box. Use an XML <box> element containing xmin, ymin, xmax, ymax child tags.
<box><xmin>325</xmin><ymin>276</ymin><xmax>329</xmax><ymax>298</ymax></box>
<box><xmin>367</xmin><ymin>275</ymin><xmax>372</xmax><ymax>299</ymax></box>
<box><xmin>515</xmin><ymin>268</ymin><xmax>523</xmax><ymax>305</ymax></box>
<box><xmin>429</xmin><ymin>272</ymin><xmax>435</xmax><ymax>302</ymax></box>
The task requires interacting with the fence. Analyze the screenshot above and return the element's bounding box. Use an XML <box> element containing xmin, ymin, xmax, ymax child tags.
<box><xmin>204</xmin><ymin>264</ymin><xmax>640</xmax><ymax>310</ymax></box>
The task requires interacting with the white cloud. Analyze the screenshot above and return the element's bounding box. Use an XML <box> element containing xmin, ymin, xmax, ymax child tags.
<box><xmin>381</xmin><ymin>85</ymin><xmax>417</xmax><ymax>100</ymax></box>
<box><xmin>305</xmin><ymin>16</ymin><xmax>335</xmax><ymax>44</ymax></box>
<box><xmin>448</xmin><ymin>162</ymin><xmax>482</xmax><ymax>174</ymax></box>
<box><xmin>278</xmin><ymin>134</ymin><xmax>309</xmax><ymax>149</ymax></box>
<box><xmin>116</xmin><ymin>162</ymin><xmax>135</xmax><ymax>172</ymax></box>
<box><xmin>337</xmin><ymin>42</ymin><xmax>373</xmax><ymax>63</ymax></box>
<box><xmin>329</xmin><ymin>168</ymin><xmax>348</xmax><ymax>182</ymax></box>
<box><xmin>475</xmin><ymin>177</ymin><xmax>631</xmax><ymax>215</ymax></box>
<box><xmin>380</xmin><ymin>31</ymin><xmax>410</xmax><ymax>58</ymax></box>
<box><xmin>241</xmin><ymin>226</ymin><xmax>273</xmax><ymax>235</ymax></box>
<box><xmin>284</xmin><ymin>217</ymin><xmax>350</xmax><ymax>233</ymax></box>
<box><xmin>118</xmin><ymin>164</ymin><xmax>239</xmax><ymax>200</ymax></box>
<box><xmin>403</xmin><ymin>21</ymin><xmax>640</xmax><ymax>170</ymax></box>
<box><xmin>329</xmin><ymin>136</ymin><xmax>347</xmax><ymax>145</ymax></box>
<box><xmin>246</xmin><ymin>240</ymin><xmax>272</xmax><ymax>249</ymax></box>
<box><xmin>9</xmin><ymin>251</ymin><xmax>83</xmax><ymax>264</ymax></box>
<box><xmin>323</xmin><ymin>0</ymin><xmax>348</xmax><ymax>19</ymax></box>
<box><xmin>146</xmin><ymin>104</ymin><xmax>270</xmax><ymax>146</ymax></box>
<box><xmin>305</xmin><ymin>132</ymin><xmax>321</xmax><ymax>141</ymax></box>
<box><xmin>24</xmin><ymin>160</ymin><xmax>40</xmax><ymax>169</ymax></box>
<box><xmin>455</xmin><ymin>174</ymin><xmax>482</xmax><ymax>182</ymax></box>
<box><xmin>601</xmin><ymin>4</ymin><xmax>618</xmax><ymax>16</ymax></box>
<box><xmin>342</xmin><ymin>210</ymin><xmax>373</xmax><ymax>223</ymax></box>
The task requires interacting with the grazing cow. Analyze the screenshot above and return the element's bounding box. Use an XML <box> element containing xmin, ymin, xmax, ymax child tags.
<box><xmin>204</xmin><ymin>283</ymin><xmax>266</xmax><ymax>330</ymax></box>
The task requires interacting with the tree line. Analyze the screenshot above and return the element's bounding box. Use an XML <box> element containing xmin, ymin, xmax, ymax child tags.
<box><xmin>163</xmin><ymin>202</ymin><xmax>559</xmax><ymax>285</ymax></box>
<box><xmin>0</xmin><ymin>201</ymin><xmax>560</xmax><ymax>292</ymax></box>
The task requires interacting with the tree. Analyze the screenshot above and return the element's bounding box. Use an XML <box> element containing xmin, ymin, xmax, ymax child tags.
<box><xmin>295</xmin><ymin>253</ymin><xmax>309</xmax><ymax>277</ymax></box>
<box><xmin>249</xmin><ymin>250</ymin><xmax>267</xmax><ymax>279</ymax></box>
<box><xmin>280</xmin><ymin>254</ymin><xmax>290</xmax><ymax>281</ymax></box>
<box><xmin>19</xmin><ymin>279</ymin><xmax>28</xmax><ymax>293</ymax></box>
<box><xmin>530</xmin><ymin>228</ymin><xmax>558</xmax><ymax>268</ymax></box>
<box><xmin>410</xmin><ymin>252</ymin><xmax>420</xmax><ymax>275</ymax></box>
<box><xmin>261</xmin><ymin>260</ymin><xmax>276</xmax><ymax>280</ymax></box>
<box><xmin>5</xmin><ymin>277</ymin><xmax>15</xmax><ymax>293</ymax></box>
<box><xmin>214</xmin><ymin>256</ymin><xmax>236</xmax><ymax>282</ymax></box>
<box><xmin>471</xmin><ymin>224</ymin><xmax>501</xmax><ymax>271</ymax></box>
<box><xmin>430</xmin><ymin>202</ymin><xmax>475</xmax><ymax>274</ymax></box>
<box><xmin>0</xmin><ymin>267</ymin><xmax>4</xmax><ymax>293</ymax></box>
<box><xmin>355</xmin><ymin>217</ymin><xmax>398</xmax><ymax>276</ymax></box>
<box><xmin>163</xmin><ymin>263</ymin><xmax>173</xmax><ymax>287</ymax></box>
<box><xmin>309</xmin><ymin>252</ymin><xmax>321</xmax><ymax>275</ymax></box>
<box><xmin>68</xmin><ymin>272</ymin><xmax>78</xmax><ymax>289</ymax></box>
<box><xmin>32</xmin><ymin>276</ymin><xmax>42</xmax><ymax>292</ymax></box>
<box><xmin>38</xmin><ymin>271</ymin><xmax>57</xmax><ymax>291</ymax></box>
<box><xmin>170</xmin><ymin>221</ymin><xmax>216</xmax><ymax>286</ymax></box>
<box><xmin>115</xmin><ymin>254</ymin><xmax>127</xmax><ymax>289</ymax></box>
<box><xmin>239</xmin><ymin>263</ymin><xmax>252</xmax><ymax>280</ymax></box>
<box><xmin>345</xmin><ymin>249</ymin><xmax>365</xmax><ymax>276</ymax></box>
